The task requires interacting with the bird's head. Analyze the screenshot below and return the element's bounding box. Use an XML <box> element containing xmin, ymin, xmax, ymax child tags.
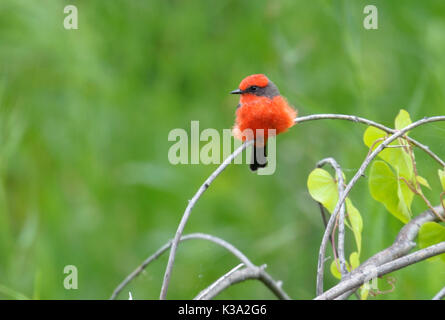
<box><xmin>230</xmin><ymin>74</ymin><xmax>280</xmax><ymax>98</ymax></box>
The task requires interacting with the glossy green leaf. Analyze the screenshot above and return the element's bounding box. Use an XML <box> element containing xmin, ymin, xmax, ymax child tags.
<box><xmin>418</xmin><ymin>222</ymin><xmax>445</xmax><ymax>262</ymax></box>
<box><xmin>394</xmin><ymin>109</ymin><xmax>412</xmax><ymax>132</ymax></box>
<box><xmin>363</xmin><ymin>126</ymin><xmax>387</xmax><ymax>151</ymax></box>
<box><xmin>330</xmin><ymin>260</ymin><xmax>342</xmax><ymax>280</ymax></box>
<box><xmin>330</xmin><ymin>258</ymin><xmax>353</xmax><ymax>280</ymax></box>
<box><xmin>369</xmin><ymin>161</ymin><xmax>411</xmax><ymax>223</ymax></box>
<box><xmin>349</xmin><ymin>252</ymin><xmax>360</xmax><ymax>270</ymax></box>
<box><xmin>307</xmin><ymin>168</ymin><xmax>338</xmax><ymax>213</ymax></box>
<box><xmin>308</xmin><ymin>169</ymin><xmax>364</xmax><ymax>260</ymax></box>
<box><xmin>397</xmin><ymin>173</ymin><xmax>414</xmax><ymax>219</ymax></box>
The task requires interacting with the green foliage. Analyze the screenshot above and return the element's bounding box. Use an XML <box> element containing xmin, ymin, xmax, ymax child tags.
<box><xmin>307</xmin><ymin>168</ymin><xmax>339</xmax><ymax>213</ymax></box>
<box><xmin>416</xmin><ymin>176</ymin><xmax>431</xmax><ymax>189</ymax></box>
<box><xmin>307</xmin><ymin>168</ymin><xmax>363</xmax><ymax>276</ymax></box>
<box><xmin>310</xmin><ymin>107</ymin><xmax>444</xmax><ymax>297</ymax></box>
<box><xmin>418</xmin><ymin>222</ymin><xmax>445</xmax><ymax>262</ymax></box>
<box><xmin>364</xmin><ymin>109</ymin><xmax>427</xmax><ymax>223</ymax></box>
<box><xmin>368</xmin><ymin>160</ymin><xmax>412</xmax><ymax>223</ymax></box>
<box><xmin>394</xmin><ymin>109</ymin><xmax>413</xmax><ymax>132</ymax></box>
<box><xmin>330</xmin><ymin>251</ymin><xmax>360</xmax><ymax>280</ymax></box>
<box><xmin>345</xmin><ymin>199</ymin><xmax>363</xmax><ymax>254</ymax></box>
<box><xmin>363</xmin><ymin>111</ymin><xmax>414</xmax><ymax>180</ymax></box>
<box><xmin>330</xmin><ymin>259</ymin><xmax>346</xmax><ymax>280</ymax></box>
<box><xmin>366</xmin><ymin>109</ymin><xmax>445</xmax><ymax>267</ymax></box>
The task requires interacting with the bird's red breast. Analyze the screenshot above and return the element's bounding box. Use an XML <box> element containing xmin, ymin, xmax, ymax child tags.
<box><xmin>232</xmin><ymin>74</ymin><xmax>297</xmax><ymax>145</ymax></box>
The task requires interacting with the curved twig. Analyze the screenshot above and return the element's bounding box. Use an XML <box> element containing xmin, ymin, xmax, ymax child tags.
<box><xmin>111</xmin><ymin>232</ymin><xmax>255</xmax><ymax>300</ymax></box>
<box><xmin>316</xmin><ymin>158</ymin><xmax>348</xmax><ymax>291</ymax></box>
<box><xmin>294</xmin><ymin>114</ymin><xmax>445</xmax><ymax>167</ymax></box>
<box><xmin>315</xmin><ymin>242</ymin><xmax>445</xmax><ymax>300</ymax></box>
<box><xmin>194</xmin><ymin>264</ymin><xmax>291</xmax><ymax>300</ymax></box>
<box><xmin>194</xmin><ymin>263</ymin><xmax>245</xmax><ymax>300</ymax></box>
<box><xmin>159</xmin><ymin>141</ymin><xmax>253</xmax><ymax>299</ymax></box>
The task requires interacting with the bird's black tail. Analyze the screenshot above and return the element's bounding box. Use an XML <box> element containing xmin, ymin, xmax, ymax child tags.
<box><xmin>250</xmin><ymin>144</ymin><xmax>267</xmax><ymax>171</ymax></box>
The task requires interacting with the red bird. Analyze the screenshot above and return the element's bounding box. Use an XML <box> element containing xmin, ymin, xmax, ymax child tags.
<box><xmin>231</xmin><ymin>74</ymin><xmax>297</xmax><ymax>171</ymax></box>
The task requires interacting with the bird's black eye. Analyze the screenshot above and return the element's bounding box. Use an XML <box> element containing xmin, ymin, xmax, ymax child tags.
<box><xmin>250</xmin><ymin>86</ymin><xmax>258</xmax><ymax>91</ymax></box>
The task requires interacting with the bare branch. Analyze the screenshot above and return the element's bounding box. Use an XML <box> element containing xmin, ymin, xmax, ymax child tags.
<box><xmin>315</xmin><ymin>158</ymin><xmax>348</xmax><ymax>294</ymax></box>
<box><xmin>159</xmin><ymin>141</ymin><xmax>253</xmax><ymax>299</ymax></box>
<box><xmin>194</xmin><ymin>264</ymin><xmax>291</xmax><ymax>300</ymax></box>
<box><xmin>433</xmin><ymin>286</ymin><xmax>445</xmax><ymax>300</ymax></box>
<box><xmin>315</xmin><ymin>242</ymin><xmax>445</xmax><ymax>300</ymax></box>
<box><xmin>294</xmin><ymin>114</ymin><xmax>445</xmax><ymax>167</ymax></box>
<box><xmin>317</xmin><ymin>202</ymin><xmax>328</xmax><ymax>228</ymax></box>
<box><xmin>194</xmin><ymin>263</ymin><xmax>245</xmax><ymax>300</ymax></box>
<box><xmin>111</xmin><ymin>232</ymin><xmax>255</xmax><ymax>300</ymax></box>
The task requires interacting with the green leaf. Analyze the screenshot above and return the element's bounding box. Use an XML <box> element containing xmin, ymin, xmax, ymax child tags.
<box><xmin>307</xmin><ymin>168</ymin><xmax>338</xmax><ymax>213</ymax></box>
<box><xmin>394</xmin><ymin>109</ymin><xmax>412</xmax><ymax>132</ymax></box>
<box><xmin>418</xmin><ymin>222</ymin><xmax>445</xmax><ymax>262</ymax></box>
<box><xmin>369</xmin><ymin>161</ymin><xmax>411</xmax><ymax>223</ymax></box>
<box><xmin>438</xmin><ymin>168</ymin><xmax>445</xmax><ymax>192</ymax></box>
<box><xmin>346</xmin><ymin>199</ymin><xmax>363</xmax><ymax>254</ymax></box>
<box><xmin>363</xmin><ymin>127</ymin><xmax>413</xmax><ymax>180</ymax></box>
<box><xmin>363</xmin><ymin>126</ymin><xmax>386</xmax><ymax>149</ymax></box>
<box><xmin>330</xmin><ymin>258</ymin><xmax>353</xmax><ymax>280</ymax></box>
<box><xmin>416</xmin><ymin>176</ymin><xmax>431</xmax><ymax>189</ymax></box>
<box><xmin>397</xmin><ymin>173</ymin><xmax>414</xmax><ymax>219</ymax></box>
<box><xmin>349</xmin><ymin>252</ymin><xmax>360</xmax><ymax>270</ymax></box>
<box><xmin>330</xmin><ymin>260</ymin><xmax>342</xmax><ymax>280</ymax></box>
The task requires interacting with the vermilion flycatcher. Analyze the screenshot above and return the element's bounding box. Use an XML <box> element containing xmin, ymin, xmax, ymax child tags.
<box><xmin>231</xmin><ymin>74</ymin><xmax>297</xmax><ymax>171</ymax></box>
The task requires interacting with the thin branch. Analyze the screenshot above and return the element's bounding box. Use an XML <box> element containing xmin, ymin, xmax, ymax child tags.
<box><xmin>194</xmin><ymin>264</ymin><xmax>291</xmax><ymax>300</ymax></box>
<box><xmin>316</xmin><ymin>158</ymin><xmax>348</xmax><ymax>289</ymax></box>
<box><xmin>317</xmin><ymin>202</ymin><xmax>328</xmax><ymax>228</ymax></box>
<box><xmin>159</xmin><ymin>141</ymin><xmax>253</xmax><ymax>299</ymax></box>
<box><xmin>294</xmin><ymin>114</ymin><xmax>445</xmax><ymax>167</ymax></box>
<box><xmin>400</xmin><ymin>177</ymin><xmax>445</xmax><ymax>222</ymax></box>
<box><xmin>433</xmin><ymin>286</ymin><xmax>445</xmax><ymax>300</ymax></box>
<box><xmin>403</xmin><ymin>144</ymin><xmax>445</xmax><ymax>222</ymax></box>
<box><xmin>315</xmin><ymin>242</ymin><xmax>445</xmax><ymax>300</ymax></box>
<box><xmin>315</xmin><ymin>116</ymin><xmax>445</xmax><ymax>295</ymax></box>
<box><xmin>315</xmin><ymin>201</ymin><xmax>341</xmax><ymax>295</ymax></box>
<box><xmin>194</xmin><ymin>263</ymin><xmax>245</xmax><ymax>300</ymax></box>
<box><xmin>110</xmin><ymin>232</ymin><xmax>255</xmax><ymax>300</ymax></box>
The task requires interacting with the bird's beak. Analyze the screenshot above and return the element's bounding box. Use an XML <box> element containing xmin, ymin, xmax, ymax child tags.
<box><xmin>230</xmin><ymin>88</ymin><xmax>243</xmax><ymax>94</ymax></box>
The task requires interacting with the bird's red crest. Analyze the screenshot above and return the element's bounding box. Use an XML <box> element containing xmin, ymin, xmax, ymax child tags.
<box><xmin>239</xmin><ymin>74</ymin><xmax>269</xmax><ymax>91</ymax></box>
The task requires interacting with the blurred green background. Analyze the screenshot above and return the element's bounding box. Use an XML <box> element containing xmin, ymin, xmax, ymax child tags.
<box><xmin>0</xmin><ymin>0</ymin><xmax>444</xmax><ymax>300</ymax></box>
